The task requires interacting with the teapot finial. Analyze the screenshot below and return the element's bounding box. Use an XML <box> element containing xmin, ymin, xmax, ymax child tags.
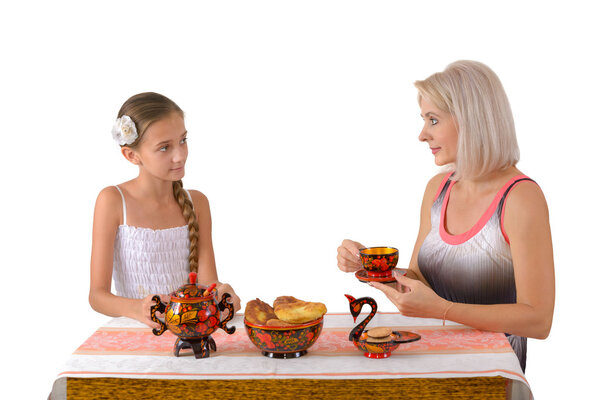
<box><xmin>189</xmin><ymin>272</ymin><xmax>197</xmax><ymax>285</ymax></box>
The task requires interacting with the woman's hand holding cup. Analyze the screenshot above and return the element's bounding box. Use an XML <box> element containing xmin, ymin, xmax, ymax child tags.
<box><xmin>337</xmin><ymin>239</ymin><xmax>365</xmax><ymax>272</ymax></box>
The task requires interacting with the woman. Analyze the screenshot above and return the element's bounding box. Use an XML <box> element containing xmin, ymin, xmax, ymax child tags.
<box><xmin>337</xmin><ymin>61</ymin><xmax>554</xmax><ymax>371</ymax></box>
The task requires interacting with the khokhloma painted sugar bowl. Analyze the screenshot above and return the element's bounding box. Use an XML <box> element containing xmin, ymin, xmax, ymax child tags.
<box><xmin>150</xmin><ymin>272</ymin><xmax>235</xmax><ymax>358</ymax></box>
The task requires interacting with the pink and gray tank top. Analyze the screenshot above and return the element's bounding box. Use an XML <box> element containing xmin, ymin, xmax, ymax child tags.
<box><xmin>418</xmin><ymin>172</ymin><xmax>534</xmax><ymax>372</ymax></box>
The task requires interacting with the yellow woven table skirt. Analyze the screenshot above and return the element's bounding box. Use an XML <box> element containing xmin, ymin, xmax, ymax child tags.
<box><xmin>67</xmin><ymin>377</ymin><xmax>508</xmax><ymax>399</ymax></box>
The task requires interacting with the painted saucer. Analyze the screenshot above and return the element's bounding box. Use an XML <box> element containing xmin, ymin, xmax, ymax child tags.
<box><xmin>355</xmin><ymin>268</ymin><xmax>406</xmax><ymax>284</ymax></box>
<box><xmin>355</xmin><ymin>330</ymin><xmax>421</xmax><ymax>359</ymax></box>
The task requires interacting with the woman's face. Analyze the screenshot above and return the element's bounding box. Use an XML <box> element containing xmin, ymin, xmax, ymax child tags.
<box><xmin>134</xmin><ymin>112</ymin><xmax>188</xmax><ymax>182</ymax></box>
<box><xmin>418</xmin><ymin>97</ymin><xmax>458</xmax><ymax>166</ymax></box>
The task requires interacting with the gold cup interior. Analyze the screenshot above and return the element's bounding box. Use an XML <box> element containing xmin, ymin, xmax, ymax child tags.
<box><xmin>360</xmin><ymin>247</ymin><xmax>398</xmax><ymax>256</ymax></box>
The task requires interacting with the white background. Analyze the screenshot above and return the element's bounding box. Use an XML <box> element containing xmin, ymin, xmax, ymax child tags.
<box><xmin>1</xmin><ymin>1</ymin><xmax>597</xmax><ymax>398</ymax></box>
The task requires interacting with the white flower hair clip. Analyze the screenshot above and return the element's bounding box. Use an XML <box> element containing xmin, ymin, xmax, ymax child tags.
<box><xmin>112</xmin><ymin>115</ymin><xmax>138</xmax><ymax>145</ymax></box>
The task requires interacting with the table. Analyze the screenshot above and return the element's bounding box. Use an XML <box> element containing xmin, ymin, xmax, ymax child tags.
<box><xmin>50</xmin><ymin>313</ymin><xmax>532</xmax><ymax>399</ymax></box>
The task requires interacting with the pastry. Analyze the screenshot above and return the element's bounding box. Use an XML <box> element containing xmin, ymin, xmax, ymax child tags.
<box><xmin>367</xmin><ymin>327</ymin><xmax>392</xmax><ymax>338</ymax></box>
<box><xmin>273</xmin><ymin>296</ymin><xmax>327</xmax><ymax>324</ymax></box>
<box><xmin>244</xmin><ymin>298</ymin><xmax>277</xmax><ymax>325</ymax></box>
<box><xmin>266</xmin><ymin>318</ymin><xmax>296</xmax><ymax>327</ymax></box>
<box><xmin>273</xmin><ymin>296</ymin><xmax>302</xmax><ymax>309</ymax></box>
<box><xmin>366</xmin><ymin>326</ymin><xmax>393</xmax><ymax>343</ymax></box>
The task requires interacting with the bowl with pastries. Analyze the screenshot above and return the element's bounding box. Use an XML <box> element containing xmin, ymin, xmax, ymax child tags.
<box><xmin>244</xmin><ymin>296</ymin><xmax>327</xmax><ymax>358</ymax></box>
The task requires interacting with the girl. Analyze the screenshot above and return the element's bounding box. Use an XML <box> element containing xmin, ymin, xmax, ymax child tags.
<box><xmin>337</xmin><ymin>61</ymin><xmax>555</xmax><ymax>371</ymax></box>
<box><xmin>89</xmin><ymin>92</ymin><xmax>241</xmax><ymax>330</ymax></box>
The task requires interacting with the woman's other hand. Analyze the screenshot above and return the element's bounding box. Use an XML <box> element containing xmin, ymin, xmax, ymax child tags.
<box><xmin>337</xmin><ymin>239</ymin><xmax>365</xmax><ymax>272</ymax></box>
<box><xmin>370</xmin><ymin>272</ymin><xmax>448</xmax><ymax>319</ymax></box>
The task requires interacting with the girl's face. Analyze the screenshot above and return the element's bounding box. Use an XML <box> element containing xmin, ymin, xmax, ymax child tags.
<box><xmin>134</xmin><ymin>112</ymin><xmax>188</xmax><ymax>182</ymax></box>
<box><xmin>418</xmin><ymin>97</ymin><xmax>459</xmax><ymax>166</ymax></box>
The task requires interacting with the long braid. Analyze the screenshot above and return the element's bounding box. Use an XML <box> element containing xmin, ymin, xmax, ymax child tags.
<box><xmin>173</xmin><ymin>180</ymin><xmax>199</xmax><ymax>273</ymax></box>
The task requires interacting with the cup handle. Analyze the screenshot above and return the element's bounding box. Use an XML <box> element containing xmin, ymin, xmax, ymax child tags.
<box><xmin>150</xmin><ymin>295</ymin><xmax>167</xmax><ymax>336</ymax></box>
<box><xmin>218</xmin><ymin>293</ymin><xmax>236</xmax><ymax>335</ymax></box>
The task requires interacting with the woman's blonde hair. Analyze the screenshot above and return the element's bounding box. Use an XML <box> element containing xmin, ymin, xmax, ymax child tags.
<box><xmin>414</xmin><ymin>60</ymin><xmax>520</xmax><ymax>180</ymax></box>
<box><xmin>117</xmin><ymin>92</ymin><xmax>200</xmax><ymax>273</ymax></box>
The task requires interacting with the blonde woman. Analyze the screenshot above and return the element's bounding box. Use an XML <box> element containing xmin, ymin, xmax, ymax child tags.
<box><xmin>89</xmin><ymin>92</ymin><xmax>241</xmax><ymax>329</ymax></box>
<box><xmin>337</xmin><ymin>61</ymin><xmax>554</xmax><ymax>371</ymax></box>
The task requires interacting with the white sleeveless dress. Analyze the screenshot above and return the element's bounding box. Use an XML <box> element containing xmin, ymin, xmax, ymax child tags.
<box><xmin>112</xmin><ymin>186</ymin><xmax>191</xmax><ymax>299</ymax></box>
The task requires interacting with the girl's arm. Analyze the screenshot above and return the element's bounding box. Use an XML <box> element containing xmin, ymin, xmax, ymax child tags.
<box><xmin>189</xmin><ymin>190</ymin><xmax>241</xmax><ymax>312</ymax></box>
<box><xmin>88</xmin><ymin>187</ymin><xmax>164</xmax><ymax>329</ymax></box>
<box><xmin>373</xmin><ymin>181</ymin><xmax>555</xmax><ymax>339</ymax></box>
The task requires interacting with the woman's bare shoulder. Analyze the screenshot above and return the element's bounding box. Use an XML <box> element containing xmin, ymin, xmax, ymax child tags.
<box><xmin>423</xmin><ymin>171</ymin><xmax>451</xmax><ymax>202</ymax></box>
<box><xmin>504</xmin><ymin>179</ymin><xmax>548</xmax><ymax>219</ymax></box>
<box><xmin>427</xmin><ymin>171</ymin><xmax>450</xmax><ymax>190</ymax></box>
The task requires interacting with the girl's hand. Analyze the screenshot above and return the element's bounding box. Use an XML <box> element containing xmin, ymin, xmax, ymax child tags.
<box><xmin>139</xmin><ymin>294</ymin><xmax>169</xmax><ymax>330</ymax></box>
<box><xmin>215</xmin><ymin>283</ymin><xmax>241</xmax><ymax>313</ymax></box>
<box><xmin>370</xmin><ymin>272</ymin><xmax>449</xmax><ymax>319</ymax></box>
<box><xmin>337</xmin><ymin>239</ymin><xmax>365</xmax><ymax>272</ymax></box>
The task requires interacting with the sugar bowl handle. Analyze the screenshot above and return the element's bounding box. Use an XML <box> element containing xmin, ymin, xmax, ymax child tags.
<box><xmin>218</xmin><ymin>293</ymin><xmax>236</xmax><ymax>335</ymax></box>
<box><xmin>150</xmin><ymin>295</ymin><xmax>168</xmax><ymax>336</ymax></box>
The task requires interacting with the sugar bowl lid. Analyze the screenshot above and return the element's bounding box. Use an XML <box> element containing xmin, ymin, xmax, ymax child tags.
<box><xmin>171</xmin><ymin>272</ymin><xmax>215</xmax><ymax>300</ymax></box>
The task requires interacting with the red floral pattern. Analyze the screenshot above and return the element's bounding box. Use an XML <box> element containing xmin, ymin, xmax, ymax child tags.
<box><xmin>244</xmin><ymin>320</ymin><xmax>324</xmax><ymax>354</ymax></box>
<box><xmin>159</xmin><ymin>291</ymin><xmax>223</xmax><ymax>339</ymax></box>
<box><xmin>360</xmin><ymin>250</ymin><xmax>399</xmax><ymax>274</ymax></box>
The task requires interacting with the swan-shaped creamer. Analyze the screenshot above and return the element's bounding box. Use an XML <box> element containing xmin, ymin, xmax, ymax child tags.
<box><xmin>345</xmin><ymin>294</ymin><xmax>378</xmax><ymax>342</ymax></box>
<box><xmin>345</xmin><ymin>294</ymin><xmax>421</xmax><ymax>358</ymax></box>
